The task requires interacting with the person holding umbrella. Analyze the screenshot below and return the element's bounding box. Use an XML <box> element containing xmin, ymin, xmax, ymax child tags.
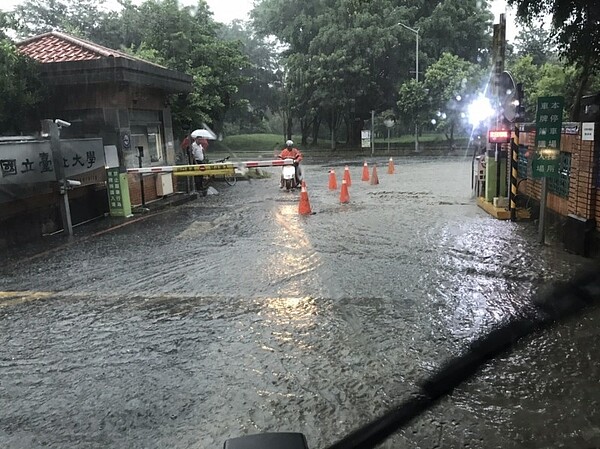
<box><xmin>190</xmin><ymin>128</ymin><xmax>217</xmax><ymax>191</ymax></box>
<box><xmin>191</xmin><ymin>128</ymin><xmax>216</xmax><ymax>161</ymax></box>
<box><xmin>189</xmin><ymin>135</ymin><xmax>203</xmax><ymax>191</ymax></box>
<box><xmin>191</xmin><ymin>136</ymin><xmax>205</xmax><ymax>163</ymax></box>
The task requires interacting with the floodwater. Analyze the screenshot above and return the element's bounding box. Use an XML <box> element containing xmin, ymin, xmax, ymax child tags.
<box><xmin>0</xmin><ymin>157</ymin><xmax>598</xmax><ymax>449</ymax></box>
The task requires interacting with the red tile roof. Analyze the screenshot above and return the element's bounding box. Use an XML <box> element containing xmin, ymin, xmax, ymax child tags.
<box><xmin>17</xmin><ymin>31</ymin><xmax>148</xmax><ymax>64</ymax></box>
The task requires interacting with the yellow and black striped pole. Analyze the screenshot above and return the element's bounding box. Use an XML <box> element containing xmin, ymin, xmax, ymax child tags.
<box><xmin>509</xmin><ymin>124</ymin><xmax>519</xmax><ymax>221</ymax></box>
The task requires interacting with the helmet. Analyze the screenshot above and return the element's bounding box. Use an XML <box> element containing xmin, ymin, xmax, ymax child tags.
<box><xmin>286</xmin><ymin>140</ymin><xmax>293</xmax><ymax>146</ymax></box>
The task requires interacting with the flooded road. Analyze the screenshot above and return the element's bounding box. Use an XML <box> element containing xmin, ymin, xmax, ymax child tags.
<box><xmin>1</xmin><ymin>157</ymin><xmax>599</xmax><ymax>449</ymax></box>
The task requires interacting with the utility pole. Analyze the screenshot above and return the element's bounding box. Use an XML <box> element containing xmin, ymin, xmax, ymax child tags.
<box><xmin>484</xmin><ymin>14</ymin><xmax>507</xmax><ymax>203</ymax></box>
<box><xmin>538</xmin><ymin>178</ymin><xmax>548</xmax><ymax>243</ymax></box>
<box><xmin>415</xmin><ymin>29</ymin><xmax>419</xmax><ymax>153</ymax></box>
<box><xmin>371</xmin><ymin>109</ymin><xmax>375</xmax><ymax>157</ymax></box>
<box><xmin>494</xmin><ymin>15</ymin><xmax>506</xmax><ymax>201</ymax></box>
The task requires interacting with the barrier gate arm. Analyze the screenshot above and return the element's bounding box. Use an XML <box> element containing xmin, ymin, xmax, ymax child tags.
<box><xmin>126</xmin><ymin>158</ymin><xmax>295</xmax><ymax>175</ymax></box>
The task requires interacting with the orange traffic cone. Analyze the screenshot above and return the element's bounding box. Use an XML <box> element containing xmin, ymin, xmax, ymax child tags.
<box><xmin>361</xmin><ymin>161</ymin><xmax>370</xmax><ymax>181</ymax></box>
<box><xmin>298</xmin><ymin>183</ymin><xmax>312</xmax><ymax>215</ymax></box>
<box><xmin>370</xmin><ymin>164</ymin><xmax>379</xmax><ymax>185</ymax></box>
<box><xmin>340</xmin><ymin>179</ymin><xmax>350</xmax><ymax>204</ymax></box>
<box><xmin>343</xmin><ymin>165</ymin><xmax>352</xmax><ymax>187</ymax></box>
<box><xmin>388</xmin><ymin>157</ymin><xmax>395</xmax><ymax>174</ymax></box>
<box><xmin>301</xmin><ymin>179</ymin><xmax>307</xmax><ymax>189</ymax></box>
<box><xmin>328</xmin><ymin>169</ymin><xmax>338</xmax><ymax>190</ymax></box>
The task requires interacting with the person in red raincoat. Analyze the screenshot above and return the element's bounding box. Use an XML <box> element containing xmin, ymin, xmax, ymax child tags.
<box><xmin>278</xmin><ymin>139</ymin><xmax>303</xmax><ymax>186</ymax></box>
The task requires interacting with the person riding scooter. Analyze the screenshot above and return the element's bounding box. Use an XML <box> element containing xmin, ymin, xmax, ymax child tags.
<box><xmin>278</xmin><ymin>140</ymin><xmax>303</xmax><ymax>187</ymax></box>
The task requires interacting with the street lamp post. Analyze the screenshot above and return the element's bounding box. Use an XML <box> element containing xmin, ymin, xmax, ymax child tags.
<box><xmin>398</xmin><ymin>22</ymin><xmax>419</xmax><ymax>153</ymax></box>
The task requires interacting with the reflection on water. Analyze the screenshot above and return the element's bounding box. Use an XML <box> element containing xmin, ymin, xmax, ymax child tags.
<box><xmin>434</xmin><ymin>219</ymin><xmax>557</xmax><ymax>342</ymax></box>
<box><xmin>264</xmin><ymin>296</ymin><xmax>318</xmax><ymax>330</ymax></box>
<box><xmin>266</xmin><ymin>204</ymin><xmax>323</xmax><ymax>298</ymax></box>
<box><xmin>273</xmin><ymin>204</ymin><xmax>312</xmax><ymax>249</ymax></box>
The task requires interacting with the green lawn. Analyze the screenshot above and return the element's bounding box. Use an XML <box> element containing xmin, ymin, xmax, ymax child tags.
<box><xmin>376</xmin><ymin>133</ymin><xmax>468</xmax><ymax>144</ymax></box>
<box><xmin>216</xmin><ymin>134</ymin><xmax>283</xmax><ymax>153</ymax></box>
<box><xmin>211</xmin><ymin>133</ymin><xmax>469</xmax><ymax>154</ymax></box>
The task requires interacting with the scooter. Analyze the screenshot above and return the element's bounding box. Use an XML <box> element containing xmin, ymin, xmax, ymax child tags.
<box><xmin>281</xmin><ymin>160</ymin><xmax>301</xmax><ymax>191</ymax></box>
<box><xmin>224</xmin><ymin>270</ymin><xmax>599</xmax><ymax>449</ymax></box>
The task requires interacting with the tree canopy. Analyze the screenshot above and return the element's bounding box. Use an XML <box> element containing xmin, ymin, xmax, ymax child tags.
<box><xmin>507</xmin><ymin>0</ymin><xmax>600</xmax><ymax>118</ymax></box>
<box><xmin>218</xmin><ymin>21</ymin><xmax>282</xmax><ymax>135</ymax></box>
<box><xmin>252</xmin><ymin>0</ymin><xmax>494</xmax><ymax>147</ymax></box>
<box><xmin>419</xmin><ymin>0</ymin><xmax>493</xmax><ymax>65</ymax></box>
<box><xmin>507</xmin><ymin>55</ymin><xmax>583</xmax><ymax>121</ymax></box>
<box><xmin>0</xmin><ymin>38</ymin><xmax>45</xmax><ymax>134</ymax></box>
<box><xmin>1</xmin><ymin>0</ymin><xmax>517</xmax><ymax>145</ymax></box>
<box><xmin>513</xmin><ymin>26</ymin><xmax>555</xmax><ymax>66</ymax></box>
<box><xmin>12</xmin><ymin>0</ymin><xmax>111</xmax><ymax>39</ymax></box>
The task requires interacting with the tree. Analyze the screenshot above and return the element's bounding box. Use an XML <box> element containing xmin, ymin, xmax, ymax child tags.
<box><xmin>218</xmin><ymin>21</ymin><xmax>282</xmax><ymax>135</ymax></box>
<box><xmin>12</xmin><ymin>0</ymin><xmax>111</xmax><ymax>39</ymax></box>
<box><xmin>532</xmin><ymin>62</ymin><xmax>579</xmax><ymax>119</ymax></box>
<box><xmin>419</xmin><ymin>0</ymin><xmax>493</xmax><ymax>65</ymax></box>
<box><xmin>120</xmin><ymin>1</ymin><xmax>250</xmax><ymax>132</ymax></box>
<box><xmin>423</xmin><ymin>53</ymin><xmax>484</xmax><ymax>149</ymax></box>
<box><xmin>507</xmin><ymin>55</ymin><xmax>582</xmax><ymax>121</ymax></box>
<box><xmin>513</xmin><ymin>26</ymin><xmax>555</xmax><ymax>66</ymax></box>
<box><xmin>285</xmin><ymin>54</ymin><xmax>319</xmax><ymax>144</ymax></box>
<box><xmin>252</xmin><ymin>0</ymin><xmax>349</xmax><ymax>146</ymax></box>
<box><xmin>252</xmin><ymin>0</ymin><xmax>494</xmax><ymax>148</ymax></box>
<box><xmin>0</xmin><ymin>39</ymin><xmax>45</xmax><ymax>134</ymax></box>
<box><xmin>252</xmin><ymin>0</ymin><xmax>326</xmax><ymax>55</ymax></box>
<box><xmin>0</xmin><ymin>11</ymin><xmax>12</xmax><ymax>39</ymax></box>
<box><xmin>396</xmin><ymin>79</ymin><xmax>430</xmax><ymax>135</ymax></box>
<box><xmin>506</xmin><ymin>55</ymin><xmax>539</xmax><ymax>121</ymax></box>
<box><xmin>507</xmin><ymin>0</ymin><xmax>600</xmax><ymax>119</ymax></box>
<box><xmin>252</xmin><ymin>0</ymin><xmax>425</xmax><ymax>148</ymax></box>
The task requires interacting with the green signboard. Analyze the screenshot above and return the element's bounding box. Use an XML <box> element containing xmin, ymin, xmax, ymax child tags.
<box><xmin>107</xmin><ymin>168</ymin><xmax>132</xmax><ymax>217</ymax></box>
<box><xmin>533</xmin><ymin>96</ymin><xmax>564</xmax><ymax>179</ymax></box>
<box><xmin>532</xmin><ymin>149</ymin><xmax>560</xmax><ymax>179</ymax></box>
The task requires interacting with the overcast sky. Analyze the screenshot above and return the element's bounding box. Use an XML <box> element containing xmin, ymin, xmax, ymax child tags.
<box><xmin>1</xmin><ymin>0</ymin><xmax>518</xmax><ymax>41</ymax></box>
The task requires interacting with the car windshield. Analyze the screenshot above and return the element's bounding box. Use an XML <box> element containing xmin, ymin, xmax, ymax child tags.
<box><xmin>1</xmin><ymin>1</ymin><xmax>599</xmax><ymax>448</ymax></box>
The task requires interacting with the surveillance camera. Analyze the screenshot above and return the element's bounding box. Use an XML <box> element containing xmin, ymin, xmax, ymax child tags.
<box><xmin>59</xmin><ymin>179</ymin><xmax>81</xmax><ymax>186</ymax></box>
<box><xmin>55</xmin><ymin>119</ymin><xmax>71</xmax><ymax>128</ymax></box>
<box><xmin>58</xmin><ymin>179</ymin><xmax>81</xmax><ymax>194</ymax></box>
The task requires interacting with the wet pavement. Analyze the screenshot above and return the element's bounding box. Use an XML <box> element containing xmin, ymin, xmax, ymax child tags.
<box><xmin>1</xmin><ymin>157</ymin><xmax>599</xmax><ymax>449</ymax></box>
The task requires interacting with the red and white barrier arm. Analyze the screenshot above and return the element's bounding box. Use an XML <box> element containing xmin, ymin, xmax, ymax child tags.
<box><xmin>242</xmin><ymin>158</ymin><xmax>294</xmax><ymax>168</ymax></box>
<box><xmin>126</xmin><ymin>159</ymin><xmax>294</xmax><ymax>174</ymax></box>
<box><xmin>126</xmin><ymin>166</ymin><xmax>174</xmax><ymax>174</ymax></box>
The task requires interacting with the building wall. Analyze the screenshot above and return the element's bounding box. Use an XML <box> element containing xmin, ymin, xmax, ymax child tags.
<box><xmin>0</xmin><ymin>199</ymin><xmax>57</xmax><ymax>249</ymax></box>
<box><xmin>517</xmin><ymin>128</ymin><xmax>598</xmax><ymax>230</ymax></box>
<box><xmin>49</xmin><ymin>84</ymin><xmax>166</xmax><ymax>111</ymax></box>
<box><xmin>128</xmin><ymin>173</ymin><xmax>156</xmax><ymax>207</ymax></box>
<box><xmin>42</xmin><ymin>84</ymin><xmax>177</xmax><ymax>168</ymax></box>
<box><xmin>568</xmin><ymin>138</ymin><xmax>596</xmax><ymax>220</ymax></box>
<box><xmin>127</xmin><ymin>173</ymin><xmax>179</xmax><ymax>207</ymax></box>
<box><xmin>0</xmin><ymin>184</ymin><xmax>109</xmax><ymax>249</ymax></box>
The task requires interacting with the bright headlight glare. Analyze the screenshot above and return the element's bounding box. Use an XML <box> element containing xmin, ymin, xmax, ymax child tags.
<box><xmin>467</xmin><ymin>95</ymin><xmax>495</xmax><ymax>126</ymax></box>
